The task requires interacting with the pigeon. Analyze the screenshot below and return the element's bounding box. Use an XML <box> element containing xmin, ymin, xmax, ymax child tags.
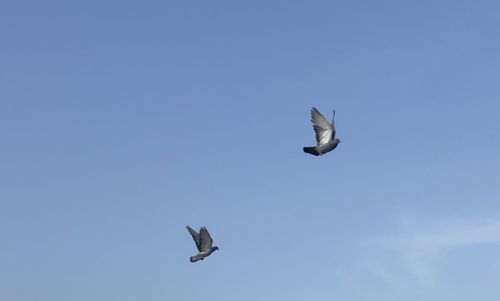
<box><xmin>186</xmin><ymin>225</ymin><xmax>219</xmax><ymax>263</ymax></box>
<box><xmin>303</xmin><ymin>107</ymin><xmax>341</xmax><ymax>156</ymax></box>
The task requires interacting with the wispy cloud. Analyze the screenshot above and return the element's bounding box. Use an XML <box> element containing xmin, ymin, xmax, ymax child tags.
<box><xmin>368</xmin><ymin>218</ymin><xmax>500</xmax><ymax>284</ymax></box>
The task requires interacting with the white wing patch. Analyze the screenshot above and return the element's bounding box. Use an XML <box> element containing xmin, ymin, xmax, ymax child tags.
<box><xmin>311</xmin><ymin>107</ymin><xmax>333</xmax><ymax>146</ymax></box>
<box><xmin>315</xmin><ymin>126</ymin><xmax>333</xmax><ymax>145</ymax></box>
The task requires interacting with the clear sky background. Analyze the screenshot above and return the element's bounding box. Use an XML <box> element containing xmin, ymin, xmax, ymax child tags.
<box><xmin>1</xmin><ymin>1</ymin><xmax>500</xmax><ymax>300</ymax></box>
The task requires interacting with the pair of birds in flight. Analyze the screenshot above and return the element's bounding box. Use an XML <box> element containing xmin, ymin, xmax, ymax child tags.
<box><xmin>186</xmin><ymin>107</ymin><xmax>340</xmax><ymax>262</ymax></box>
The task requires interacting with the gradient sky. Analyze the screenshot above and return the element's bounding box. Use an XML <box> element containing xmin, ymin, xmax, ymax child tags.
<box><xmin>1</xmin><ymin>1</ymin><xmax>500</xmax><ymax>300</ymax></box>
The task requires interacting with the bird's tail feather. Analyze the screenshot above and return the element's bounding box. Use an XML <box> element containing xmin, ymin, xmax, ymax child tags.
<box><xmin>190</xmin><ymin>253</ymin><xmax>204</xmax><ymax>263</ymax></box>
<box><xmin>190</xmin><ymin>256</ymin><xmax>200</xmax><ymax>263</ymax></box>
<box><xmin>303</xmin><ymin>147</ymin><xmax>320</xmax><ymax>156</ymax></box>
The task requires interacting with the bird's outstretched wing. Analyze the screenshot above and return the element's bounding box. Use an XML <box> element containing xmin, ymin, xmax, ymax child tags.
<box><xmin>311</xmin><ymin>107</ymin><xmax>334</xmax><ymax>145</ymax></box>
<box><xmin>186</xmin><ymin>225</ymin><xmax>201</xmax><ymax>252</ymax></box>
<box><xmin>199</xmin><ymin>227</ymin><xmax>214</xmax><ymax>252</ymax></box>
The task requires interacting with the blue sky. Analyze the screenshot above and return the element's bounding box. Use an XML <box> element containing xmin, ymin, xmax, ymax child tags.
<box><xmin>1</xmin><ymin>1</ymin><xmax>500</xmax><ymax>300</ymax></box>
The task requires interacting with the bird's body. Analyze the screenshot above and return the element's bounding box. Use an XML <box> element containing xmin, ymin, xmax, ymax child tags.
<box><xmin>303</xmin><ymin>107</ymin><xmax>341</xmax><ymax>156</ymax></box>
<box><xmin>186</xmin><ymin>226</ymin><xmax>219</xmax><ymax>263</ymax></box>
<box><xmin>189</xmin><ymin>249</ymin><xmax>218</xmax><ymax>262</ymax></box>
<box><xmin>303</xmin><ymin>139</ymin><xmax>340</xmax><ymax>156</ymax></box>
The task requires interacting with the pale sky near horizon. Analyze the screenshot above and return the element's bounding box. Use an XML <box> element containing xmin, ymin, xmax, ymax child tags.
<box><xmin>1</xmin><ymin>1</ymin><xmax>500</xmax><ymax>300</ymax></box>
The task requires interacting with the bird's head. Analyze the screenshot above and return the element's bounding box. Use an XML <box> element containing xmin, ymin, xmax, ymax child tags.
<box><xmin>212</xmin><ymin>246</ymin><xmax>220</xmax><ymax>252</ymax></box>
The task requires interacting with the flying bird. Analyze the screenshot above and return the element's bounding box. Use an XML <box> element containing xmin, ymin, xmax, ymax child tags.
<box><xmin>303</xmin><ymin>107</ymin><xmax>341</xmax><ymax>156</ymax></box>
<box><xmin>186</xmin><ymin>225</ymin><xmax>219</xmax><ymax>263</ymax></box>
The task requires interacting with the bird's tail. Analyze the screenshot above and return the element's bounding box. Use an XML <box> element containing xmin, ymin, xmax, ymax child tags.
<box><xmin>190</xmin><ymin>255</ymin><xmax>201</xmax><ymax>263</ymax></box>
<box><xmin>303</xmin><ymin>147</ymin><xmax>320</xmax><ymax>156</ymax></box>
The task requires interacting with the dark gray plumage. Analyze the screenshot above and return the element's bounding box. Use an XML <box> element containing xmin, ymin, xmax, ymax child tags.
<box><xmin>303</xmin><ymin>107</ymin><xmax>341</xmax><ymax>156</ymax></box>
<box><xmin>186</xmin><ymin>225</ymin><xmax>219</xmax><ymax>263</ymax></box>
